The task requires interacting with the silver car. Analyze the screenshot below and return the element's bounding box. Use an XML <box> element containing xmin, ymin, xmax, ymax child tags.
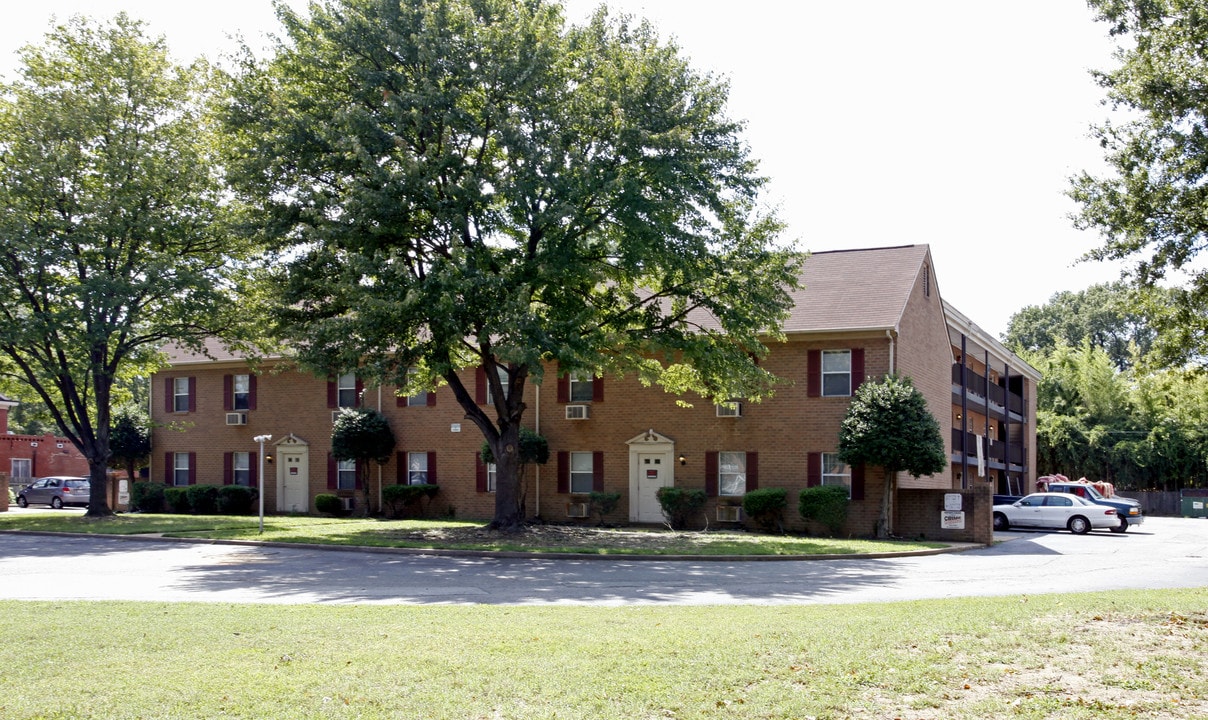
<box><xmin>16</xmin><ymin>476</ymin><xmax>90</xmax><ymax>509</ymax></box>
<box><xmin>992</xmin><ymin>492</ymin><xmax>1118</xmax><ymax>534</ymax></box>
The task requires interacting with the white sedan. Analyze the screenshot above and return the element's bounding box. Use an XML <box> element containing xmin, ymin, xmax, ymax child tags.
<box><xmin>993</xmin><ymin>492</ymin><xmax>1118</xmax><ymax>534</ymax></box>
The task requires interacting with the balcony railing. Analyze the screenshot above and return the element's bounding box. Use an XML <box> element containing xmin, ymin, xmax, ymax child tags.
<box><xmin>950</xmin><ymin>429</ymin><xmax>1024</xmax><ymax>468</ymax></box>
<box><xmin>952</xmin><ymin>365</ymin><xmax>1024</xmax><ymax>417</ymax></box>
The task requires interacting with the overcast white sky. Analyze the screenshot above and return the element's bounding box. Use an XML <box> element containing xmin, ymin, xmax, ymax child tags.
<box><xmin>1</xmin><ymin>0</ymin><xmax>1129</xmax><ymax>339</ymax></box>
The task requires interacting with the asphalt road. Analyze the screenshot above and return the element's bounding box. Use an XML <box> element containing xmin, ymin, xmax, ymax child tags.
<box><xmin>0</xmin><ymin>516</ymin><xmax>1205</xmax><ymax>605</ymax></box>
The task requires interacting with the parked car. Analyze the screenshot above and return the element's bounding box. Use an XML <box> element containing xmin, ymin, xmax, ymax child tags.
<box><xmin>992</xmin><ymin>492</ymin><xmax>1118</xmax><ymax>534</ymax></box>
<box><xmin>16</xmin><ymin>476</ymin><xmax>90</xmax><ymax>509</ymax></box>
<box><xmin>1044</xmin><ymin>480</ymin><xmax>1144</xmax><ymax>533</ymax></box>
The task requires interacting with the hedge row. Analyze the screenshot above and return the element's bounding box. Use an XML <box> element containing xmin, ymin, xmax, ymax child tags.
<box><xmin>131</xmin><ymin>482</ymin><xmax>257</xmax><ymax>515</ymax></box>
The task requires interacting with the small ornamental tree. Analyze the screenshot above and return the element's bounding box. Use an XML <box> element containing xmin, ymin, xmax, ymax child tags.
<box><xmin>108</xmin><ymin>405</ymin><xmax>152</xmax><ymax>487</ymax></box>
<box><xmin>331</xmin><ymin>407</ymin><xmax>397</xmax><ymax>513</ymax></box>
<box><xmin>838</xmin><ymin>375</ymin><xmax>946</xmax><ymax>539</ymax></box>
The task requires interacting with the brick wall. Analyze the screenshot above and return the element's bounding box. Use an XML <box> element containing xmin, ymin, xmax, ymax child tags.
<box><xmin>894</xmin><ymin>485</ymin><xmax>993</xmax><ymax>544</ymax></box>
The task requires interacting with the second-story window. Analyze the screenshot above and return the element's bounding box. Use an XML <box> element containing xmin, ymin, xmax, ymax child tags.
<box><xmin>568</xmin><ymin>373</ymin><xmax>594</xmax><ymax>402</ymax></box>
<box><xmin>232</xmin><ymin>374</ymin><xmax>251</xmax><ymax>411</ymax></box>
<box><xmin>173</xmin><ymin>377</ymin><xmax>191</xmax><ymax>412</ymax></box>
<box><xmin>821</xmin><ymin>350</ymin><xmax>852</xmax><ymax>397</ymax></box>
<box><xmin>337</xmin><ymin>372</ymin><xmax>357</xmax><ymax>408</ymax></box>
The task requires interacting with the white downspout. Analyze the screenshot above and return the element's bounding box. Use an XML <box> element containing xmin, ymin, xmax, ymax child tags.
<box><xmin>533</xmin><ymin>383</ymin><xmax>540</xmax><ymax>519</ymax></box>
<box><xmin>377</xmin><ymin>385</ymin><xmax>383</xmax><ymax>514</ymax></box>
<box><xmin>886</xmin><ymin>329</ymin><xmax>896</xmax><ymax>375</ymax></box>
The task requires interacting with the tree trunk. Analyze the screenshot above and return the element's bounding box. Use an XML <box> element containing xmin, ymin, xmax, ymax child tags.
<box><xmin>84</xmin><ymin>457</ymin><xmax>113</xmax><ymax>518</ymax></box>
<box><xmin>875</xmin><ymin>467</ymin><xmax>896</xmax><ymax>539</ymax></box>
<box><xmin>488</xmin><ymin>422</ymin><xmax>524</xmax><ymax>531</ymax></box>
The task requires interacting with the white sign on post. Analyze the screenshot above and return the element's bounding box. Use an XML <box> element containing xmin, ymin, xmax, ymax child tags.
<box><xmin>944</xmin><ymin>493</ymin><xmax>963</xmax><ymax>512</ymax></box>
<box><xmin>941</xmin><ymin>511</ymin><xmax>965</xmax><ymax>529</ymax></box>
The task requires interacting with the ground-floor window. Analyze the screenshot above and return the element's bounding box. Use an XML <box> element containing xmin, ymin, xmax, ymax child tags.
<box><xmin>337</xmin><ymin>459</ymin><xmax>356</xmax><ymax>490</ymax></box>
<box><xmin>10</xmin><ymin>458</ymin><xmax>31</xmax><ymax>481</ymax></box>
<box><xmin>569</xmin><ymin>452</ymin><xmax>594</xmax><ymax>494</ymax></box>
<box><xmin>718</xmin><ymin>451</ymin><xmax>747</xmax><ymax>496</ymax></box>
<box><xmin>822</xmin><ymin>453</ymin><xmax>851</xmax><ymax>497</ymax></box>
<box><xmin>232</xmin><ymin>452</ymin><xmax>251</xmax><ymax>486</ymax></box>
<box><xmin>173</xmin><ymin>453</ymin><xmax>191</xmax><ymax>486</ymax></box>
<box><xmin>407</xmin><ymin>452</ymin><xmax>428</xmax><ymax>485</ymax></box>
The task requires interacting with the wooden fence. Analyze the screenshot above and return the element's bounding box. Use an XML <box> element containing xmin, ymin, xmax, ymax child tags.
<box><xmin>1116</xmin><ymin>490</ymin><xmax>1204</xmax><ymax>517</ymax></box>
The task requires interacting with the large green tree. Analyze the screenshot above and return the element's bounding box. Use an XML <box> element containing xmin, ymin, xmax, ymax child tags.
<box><xmin>1003</xmin><ymin>282</ymin><xmax>1164</xmax><ymax>370</ymax></box>
<box><xmin>1070</xmin><ymin>0</ymin><xmax>1208</xmax><ymax>367</ymax></box>
<box><xmin>0</xmin><ymin>15</ymin><xmax>255</xmax><ymax>516</ymax></box>
<box><xmin>837</xmin><ymin>375</ymin><xmax>947</xmax><ymax>539</ymax></box>
<box><xmin>223</xmin><ymin>0</ymin><xmax>802</xmax><ymax>529</ymax></box>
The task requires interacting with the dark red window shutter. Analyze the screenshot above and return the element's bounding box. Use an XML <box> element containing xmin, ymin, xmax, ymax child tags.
<box><xmin>354</xmin><ymin>460</ymin><xmax>364</xmax><ymax>490</ymax></box>
<box><xmin>164</xmin><ymin>378</ymin><xmax>174</xmax><ymax>414</ymax></box>
<box><xmin>475</xmin><ymin>453</ymin><xmax>488</xmax><ymax>492</ymax></box>
<box><xmin>427</xmin><ymin>452</ymin><xmax>438</xmax><ymax>485</ymax></box>
<box><xmin>705</xmin><ymin>451</ymin><xmax>719</xmax><ymax>497</ymax></box>
<box><xmin>851</xmin><ymin>464</ymin><xmax>865</xmax><ymax>501</ymax></box>
<box><xmin>592</xmin><ymin>451</ymin><xmax>604</xmax><ymax>492</ymax></box>
<box><xmin>851</xmin><ymin>348</ymin><xmax>865</xmax><ymax>391</ymax></box>
<box><xmin>187</xmin><ymin>378</ymin><xmax>197</xmax><ymax>412</ymax></box>
<box><xmin>327</xmin><ymin>380</ymin><xmax>337</xmax><ymax>408</ymax></box>
<box><xmin>250</xmin><ymin>452</ymin><xmax>258</xmax><ymax>489</ymax></box>
<box><xmin>593</xmin><ymin>376</ymin><xmax>604</xmax><ymax>402</ymax></box>
<box><xmin>223</xmin><ymin>375</ymin><xmax>233</xmax><ymax>411</ymax></box>
<box><xmin>248</xmin><ymin>375</ymin><xmax>258</xmax><ymax>411</ymax></box>
<box><xmin>557</xmin><ymin>451</ymin><xmax>569</xmax><ymax>494</ymax></box>
<box><xmin>223</xmin><ymin>452</ymin><xmax>233</xmax><ymax>485</ymax></box>
<box><xmin>164</xmin><ymin>452</ymin><xmax>173</xmax><ymax>484</ymax></box>
<box><xmin>475</xmin><ymin>368</ymin><xmax>488</xmax><ymax>405</ymax></box>
<box><xmin>807</xmin><ymin>452</ymin><xmax>821</xmax><ymax>487</ymax></box>
<box><xmin>355</xmin><ymin>379</ymin><xmax>364</xmax><ymax>407</ymax></box>
<box><xmin>187</xmin><ymin>452</ymin><xmax>197</xmax><ymax>485</ymax></box>
<box><xmin>396</xmin><ymin>393</ymin><xmax>406</xmax><ymax>407</ymax></box>
<box><xmin>557</xmin><ymin>375</ymin><xmax>569</xmax><ymax>403</ymax></box>
<box><xmin>746</xmin><ymin>452</ymin><xmax>759</xmax><ymax>491</ymax></box>
<box><xmin>397</xmin><ymin>452</ymin><xmax>406</xmax><ymax>484</ymax></box>
<box><xmin>327</xmin><ymin>453</ymin><xmax>337</xmax><ymax>490</ymax></box>
<box><xmin>426</xmin><ymin>391</ymin><xmax>436</xmax><ymax>407</ymax></box>
<box><xmin>807</xmin><ymin>350</ymin><xmax>821</xmax><ymax>397</ymax></box>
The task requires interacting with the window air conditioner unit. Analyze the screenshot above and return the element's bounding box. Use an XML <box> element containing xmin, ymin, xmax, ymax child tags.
<box><xmin>332</xmin><ymin>410</ymin><xmax>343</xmax><ymax>423</ymax></box>
<box><xmin>225</xmin><ymin>412</ymin><xmax>248</xmax><ymax>426</ymax></box>
<box><xmin>716</xmin><ymin>505</ymin><xmax>743</xmax><ymax>522</ymax></box>
<box><xmin>566</xmin><ymin>502</ymin><xmax>589</xmax><ymax>518</ymax></box>
<box><xmin>341</xmin><ymin>497</ymin><xmax>356</xmax><ymax>511</ymax></box>
<box><xmin>565</xmin><ymin>404</ymin><xmax>590</xmax><ymax>420</ymax></box>
<box><xmin>716</xmin><ymin>402</ymin><xmax>742</xmax><ymax>418</ymax></box>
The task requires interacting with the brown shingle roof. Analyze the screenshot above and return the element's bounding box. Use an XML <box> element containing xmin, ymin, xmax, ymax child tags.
<box><xmin>783</xmin><ymin>245</ymin><xmax>930</xmax><ymax>333</ymax></box>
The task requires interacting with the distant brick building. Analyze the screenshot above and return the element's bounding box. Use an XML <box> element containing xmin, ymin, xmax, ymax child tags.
<box><xmin>1</xmin><ymin>393</ymin><xmax>90</xmax><ymax>482</ymax></box>
<box><xmin>149</xmin><ymin>245</ymin><xmax>1038</xmax><ymax>535</ymax></box>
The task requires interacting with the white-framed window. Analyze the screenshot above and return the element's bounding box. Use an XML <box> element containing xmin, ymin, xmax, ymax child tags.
<box><xmin>718</xmin><ymin>451</ymin><xmax>747</xmax><ymax>496</ymax></box>
<box><xmin>486</xmin><ymin>366</ymin><xmax>508</xmax><ymax>405</ymax></box>
<box><xmin>407</xmin><ymin>452</ymin><xmax>428</xmax><ymax>485</ymax></box>
<box><xmin>337</xmin><ymin>372</ymin><xmax>358</xmax><ymax>408</ymax></box>
<box><xmin>822</xmin><ymin>453</ymin><xmax>851</xmax><ymax>498</ymax></box>
<box><xmin>486</xmin><ymin>462</ymin><xmax>497</xmax><ymax>493</ymax></box>
<box><xmin>569</xmin><ymin>373</ymin><xmax>594</xmax><ymax>402</ymax></box>
<box><xmin>10</xmin><ymin>458</ymin><xmax>31</xmax><ymax>481</ymax></box>
<box><xmin>232</xmin><ymin>451</ymin><xmax>251</xmax><ymax>486</ymax></box>
<box><xmin>173</xmin><ymin>452</ymin><xmax>191</xmax><ymax>486</ymax></box>
<box><xmin>232</xmin><ymin>374</ymin><xmax>251</xmax><ymax>411</ymax></box>
<box><xmin>821</xmin><ymin>350</ymin><xmax>852</xmax><ymax>397</ymax></box>
<box><xmin>569</xmin><ymin>451</ymin><xmax>594</xmax><ymax>494</ymax></box>
<box><xmin>173</xmin><ymin>377</ymin><xmax>191</xmax><ymax>412</ymax></box>
<box><xmin>336</xmin><ymin>459</ymin><xmax>356</xmax><ymax>490</ymax></box>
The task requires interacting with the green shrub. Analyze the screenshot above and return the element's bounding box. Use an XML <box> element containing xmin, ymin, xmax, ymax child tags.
<box><xmin>163</xmin><ymin>487</ymin><xmax>190</xmax><ymax>514</ymax></box>
<box><xmin>217</xmin><ymin>485</ymin><xmax>256</xmax><ymax>515</ymax></box>
<box><xmin>742</xmin><ymin>488</ymin><xmax>787</xmax><ymax>532</ymax></box>
<box><xmin>130</xmin><ymin>482</ymin><xmax>164</xmax><ymax>513</ymax></box>
<box><xmin>382</xmin><ymin>483</ymin><xmax>439</xmax><ymax>518</ymax></box>
<box><xmin>798</xmin><ymin>485</ymin><xmax>851</xmax><ymax>536</ymax></box>
<box><xmin>314</xmin><ymin>493</ymin><xmax>344</xmax><ymax>517</ymax></box>
<box><xmin>655</xmin><ymin>487</ymin><xmax>706</xmax><ymax>530</ymax></box>
<box><xmin>185</xmin><ymin>485</ymin><xmax>220</xmax><ymax>515</ymax></box>
<box><xmin>588</xmin><ymin>491</ymin><xmax>621</xmax><ymax>526</ymax></box>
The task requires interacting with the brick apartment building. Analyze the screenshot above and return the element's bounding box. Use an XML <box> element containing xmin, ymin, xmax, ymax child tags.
<box><xmin>149</xmin><ymin>244</ymin><xmax>1038</xmax><ymax>535</ymax></box>
<box><xmin>1</xmin><ymin>393</ymin><xmax>90</xmax><ymax>484</ymax></box>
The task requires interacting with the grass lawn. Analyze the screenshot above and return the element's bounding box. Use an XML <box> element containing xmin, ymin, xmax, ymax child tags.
<box><xmin>0</xmin><ymin>589</ymin><xmax>1205</xmax><ymax>719</ymax></box>
<box><xmin>0</xmin><ymin>512</ymin><xmax>950</xmax><ymax>556</ymax></box>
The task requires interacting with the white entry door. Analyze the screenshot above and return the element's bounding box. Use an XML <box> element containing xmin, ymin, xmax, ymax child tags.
<box><xmin>634</xmin><ymin>452</ymin><xmax>669</xmax><ymax>523</ymax></box>
<box><xmin>278</xmin><ymin>448</ymin><xmax>309</xmax><ymax>513</ymax></box>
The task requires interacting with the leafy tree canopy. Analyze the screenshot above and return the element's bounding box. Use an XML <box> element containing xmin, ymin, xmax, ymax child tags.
<box><xmin>0</xmin><ymin>14</ymin><xmax>259</xmax><ymax>514</ymax></box>
<box><xmin>838</xmin><ymin>375</ymin><xmax>946</xmax><ymax>539</ymax></box>
<box><xmin>223</xmin><ymin>0</ymin><xmax>803</xmax><ymax>528</ymax></box>
<box><xmin>332</xmin><ymin>408</ymin><xmax>397</xmax><ymax>465</ymax></box>
<box><xmin>1003</xmin><ymin>282</ymin><xmax>1166</xmax><ymax>370</ymax></box>
<box><xmin>1070</xmin><ymin>0</ymin><xmax>1208</xmax><ymax>367</ymax></box>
